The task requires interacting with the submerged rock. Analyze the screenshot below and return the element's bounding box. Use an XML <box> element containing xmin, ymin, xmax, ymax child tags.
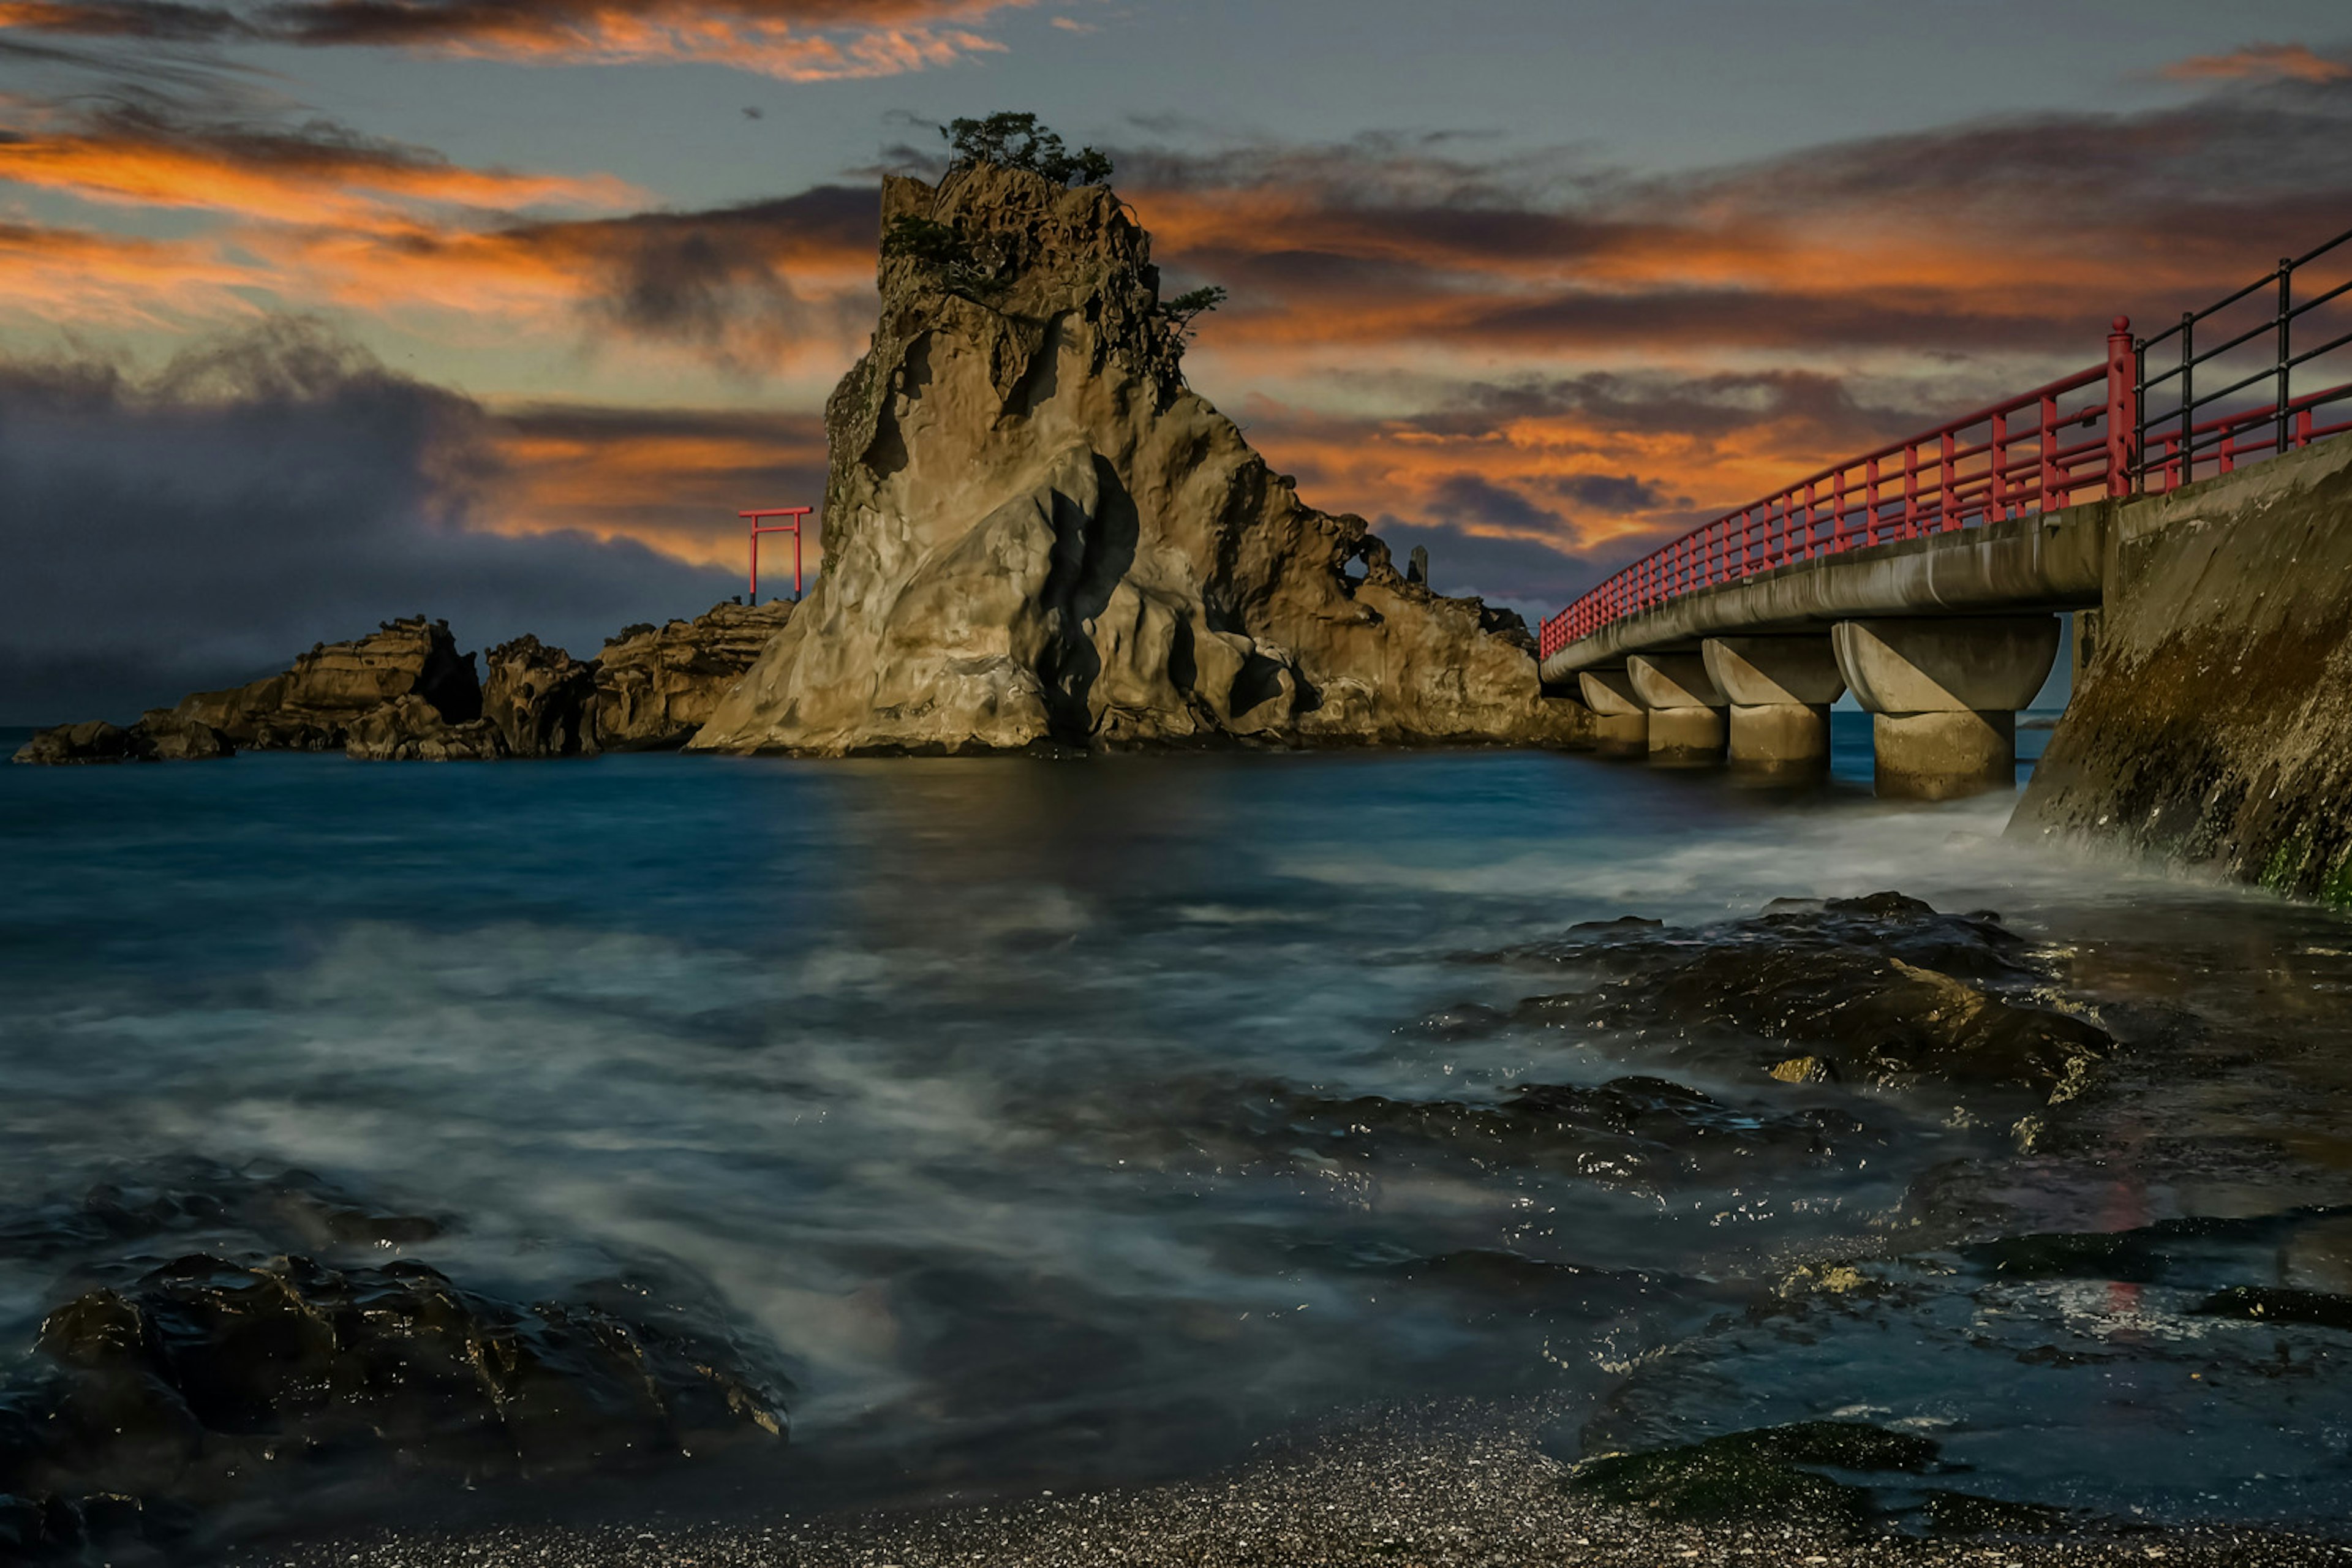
<box><xmin>0</xmin><ymin>1252</ymin><xmax>787</xmax><ymax>1555</ymax></box>
<box><xmin>0</xmin><ymin>1159</ymin><xmax>444</xmax><ymax>1262</ymax></box>
<box><xmin>592</xmin><ymin>600</ymin><xmax>793</xmax><ymax>751</ymax></box>
<box><xmin>691</xmin><ymin>164</ymin><xmax>1585</xmax><ymax>755</ymax></box>
<box><xmin>1479</xmin><ymin>892</ymin><xmax>2115</xmax><ymax>1101</ymax></box>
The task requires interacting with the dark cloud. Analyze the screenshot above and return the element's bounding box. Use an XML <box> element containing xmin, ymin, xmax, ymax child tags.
<box><xmin>527</xmin><ymin>186</ymin><xmax>877</xmax><ymax>358</ymax></box>
<box><xmin>1361</xmin><ymin>514</ymin><xmax>1597</xmax><ymax>620</ymax></box>
<box><xmin>1541</xmin><ymin>471</ymin><xmax>1678</xmax><ymax>513</ymax></box>
<box><xmin>1423</xmin><ymin>472</ymin><xmax>1572</xmax><ymax>537</ymax></box>
<box><xmin>1408</xmin><ymin>368</ymin><xmax>1928</xmax><ymax>451</ymax></box>
<box><xmin>0</xmin><ymin>318</ymin><xmax>736</xmax><ymax>725</ymax></box>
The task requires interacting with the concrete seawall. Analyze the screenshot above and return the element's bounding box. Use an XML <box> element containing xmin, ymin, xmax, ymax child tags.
<box><xmin>2013</xmin><ymin>437</ymin><xmax>2352</xmax><ymax>905</ymax></box>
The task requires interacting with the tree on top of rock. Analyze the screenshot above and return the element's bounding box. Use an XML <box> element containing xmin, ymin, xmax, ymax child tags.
<box><xmin>943</xmin><ymin>113</ymin><xmax>1114</xmax><ymax>187</ymax></box>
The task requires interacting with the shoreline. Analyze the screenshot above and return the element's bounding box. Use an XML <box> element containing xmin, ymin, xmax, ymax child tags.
<box><xmin>233</xmin><ymin>1405</ymin><xmax>2352</xmax><ymax>1568</ymax></box>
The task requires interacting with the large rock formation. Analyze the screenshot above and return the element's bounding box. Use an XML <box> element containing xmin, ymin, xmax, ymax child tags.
<box><xmin>594</xmin><ymin>600</ymin><xmax>794</xmax><ymax>750</ymax></box>
<box><xmin>169</xmin><ymin>616</ymin><xmax>483</xmax><ymax>752</ymax></box>
<box><xmin>691</xmin><ymin>164</ymin><xmax>1586</xmax><ymax>755</ymax></box>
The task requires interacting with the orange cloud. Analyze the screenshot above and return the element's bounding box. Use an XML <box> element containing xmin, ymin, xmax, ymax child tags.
<box><xmin>2163</xmin><ymin>42</ymin><xmax>2352</xmax><ymax>85</ymax></box>
<box><xmin>0</xmin><ymin>118</ymin><xmax>640</xmax><ymax>227</ymax></box>
<box><xmin>478</xmin><ymin>403</ymin><xmax>829</xmax><ymax>568</ymax></box>
<box><xmin>0</xmin><ymin>0</ymin><xmax>1042</xmax><ymax>80</ymax></box>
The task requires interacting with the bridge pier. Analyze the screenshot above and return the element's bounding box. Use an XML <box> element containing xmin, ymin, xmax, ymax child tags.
<box><xmin>1627</xmin><ymin>654</ymin><xmax>1727</xmax><ymax>766</ymax></box>
<box><xmin>1831</xmin><ymin>617</ymin><xmax>2061</xmax><ymax>800</ymax></box>
<box><xmin>1575</xmin><ymin>668</ymin><xmax>1649</xmax><ymax>757</ymax></box>
<box><xmin>1702</xmin><ymin>636</ymin><xmax>1845</xmax><ymax>778</ymax></box>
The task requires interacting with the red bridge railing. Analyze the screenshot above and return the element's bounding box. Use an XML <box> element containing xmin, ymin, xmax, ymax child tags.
<box><xmin>1536</xmin><ymin>327</ymin><xmax>2135</xmax><ymax>661</ymax></box>
<box><xmin>1539</xmin><ymin>223</ymin><xmax>2352</xmax><ymax>663</ymax></box>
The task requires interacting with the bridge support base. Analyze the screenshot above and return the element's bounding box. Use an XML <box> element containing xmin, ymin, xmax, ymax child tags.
<box><xmin>1871</xmin><ymin>710</ymin><xmax>2016</xmax><ymax>801</ymax></box>
<box><xmin>1703</xmin><ymin>636</ymin><xmax>1845</xmax><ymax>778</ymax></box>
<box><xmin>1577</xmin><ymin>669</ymin><xmax>1649</xmax><ymax>758</ymax></box>
<box><xmin>1627</xmin><ymin>654</ymin><xmax>1727</xmax><ymax>767</ymax></box>
<box><xmin>1727</xmin><ymin>703</ymin><xmax>1833</xmax><ymax>778</ymax></box>
<box><xmin>1833</xmin><ymin>616</ymin><xmax>2060</xmax><ymax>801</ymax></box>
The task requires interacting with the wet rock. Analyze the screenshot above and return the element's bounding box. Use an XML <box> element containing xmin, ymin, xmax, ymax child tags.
<box><xmin>1564</xmin><ymin>1420</ymin><xmax>1939</xmax><ymax>1527</ymax></box>
<box><xmin>342</xmin><ymin>695</ymin><xmax>508</xmax><ymax>761</ymax></box>
<box><xmin>1485</xmin><ymin>893</ymin><xmax>2114</xmax><ymax>1101</ymax></box>
<box><xmin>167</xmin><ymin>617</ymin><xmax>481</xmax><ymax>751</ymax></box>
<box><xmin>0</xmin><ymin>1159</ymin><xmax>445</xmax><ymax>1263</ymax></box>
<box><xmin>134</xmin><ymin>711</ymin><xmax>234</xmax><ymax>761</ymax></box>
<box><xmin>11</xmin><ymin>714</ymin><xmax>235</xmax><ymax>766</ymax></box>
<box><xmin>2192</xmin><ymin>1284</ymin><xmax>2352</xmax><ymax>1331</ymax></box>
<box><xmin>690</xmin><ymin>164</ymin><xmax>1586</xmax><ymax>755</ymax></box>
<box><xmin>482</xmin><ymin>636</ymin><xmax>600</xmax><ymax>758</ymax></box>
<box><xmin>592</xmin><ymin>600</ymin><xmax>793</xmax><ymax>751</ymax></box>
<box><xmin>1223</xmin><ymin>1074</ymin><xmax>1875</xmax><ymax>1190</ymax></box>
<box><xmin>0</xmin><ymin>1253</ymin><xmax>788</xmax><ymax>1554</ymax></box>
<box><xmin>11</xmin><ymin>720</ymin><xmax>147</xmax><ymax>765</ymax></box>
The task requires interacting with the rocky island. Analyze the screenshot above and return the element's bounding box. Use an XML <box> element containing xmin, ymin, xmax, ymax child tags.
<box><xmin>692</xmin><ymin>159</ymin><xmax>1581</xmax><ymax>754</ymax></box>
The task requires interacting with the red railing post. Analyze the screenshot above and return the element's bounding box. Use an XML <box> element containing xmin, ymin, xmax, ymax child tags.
<box><xmin>2038</xmin><ymin>393</ymin><xmax>2059</xmax><ymax>511</ymax></box>
<box><xmin>1939</xmin><ymin>429</ymin><xmax>1957</xmax><ymax>530</ymax></box>
<box><xmin>1864</xmin><ymin>457</ymin><xmax>1881</xmax><ymax>546</ymax></box>
<box><xmin>1989</xmin><ymin>410</ymin><xmax>2008</xmax><ymax>520</ymax></box>
<box><xmin>1903</xmin><ymin>442</ymin><xmax>1920</xmax><ymax>533</ymax></box>
<box><xmin>2105</xmin><ymin>315</ymin><xmax>2136</xmax><ymax>497</ymax></box>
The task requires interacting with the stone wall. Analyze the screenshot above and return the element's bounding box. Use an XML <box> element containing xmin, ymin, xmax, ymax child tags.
<box><xmin>2011</xmin><ymin>438</ymin><xmax>2352</xmax><ymax>905</ymax></box>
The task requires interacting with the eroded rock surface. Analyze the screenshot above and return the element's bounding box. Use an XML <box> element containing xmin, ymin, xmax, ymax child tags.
<box><xmin>594</xmin><ymin>600</ymin><xmax>793</xmax><ymax>751</ymax></box>
<box><xmin>481</xmin><ymin>635</ymin><xmax>600</xmax><ymax>758</ymax></box>
<box><xmin>1469</xmin><ymin>892</ymin><xmax>2115</xmax><ymax>1101</ymax></box>
<box><xmin>169</xmin><ymin>616</ymin><xmax>482</xmax><ymax>752</ymax></box>
<box><xmin>692</xmin><ymin>165</ymin><xmax>1585</xmax><ymax>755</ymax></box>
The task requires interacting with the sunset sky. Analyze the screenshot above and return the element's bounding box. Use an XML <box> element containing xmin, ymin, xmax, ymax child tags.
<box><xmin>4</xmin><ymin>0</ymin><xmax>2350</xmax><ymax>718</ymax></box>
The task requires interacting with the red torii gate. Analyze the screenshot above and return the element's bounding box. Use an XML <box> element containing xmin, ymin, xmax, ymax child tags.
<box><xmin>742</xmin><ymin>507</ymin><xmax>812</xmax><ymax>602</ymax></box>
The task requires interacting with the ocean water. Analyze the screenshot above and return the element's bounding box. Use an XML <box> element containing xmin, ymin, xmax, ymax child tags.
<box><xmin>6</xmin><ymin>715</ymin><xmax>2352</xmax><ymax>1537</ymax></box>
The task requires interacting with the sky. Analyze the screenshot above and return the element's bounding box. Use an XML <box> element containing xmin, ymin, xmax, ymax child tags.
<box><xmin>2</xmin><ymin>0</ymin><xmax>2350</xmax><ymax>720</ymax></box>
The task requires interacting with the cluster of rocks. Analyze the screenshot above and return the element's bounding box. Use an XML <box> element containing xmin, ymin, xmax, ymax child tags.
<box><xmin>0</xmin><ymin>1163</ymin><xmax>789</xmax><ymax>1559</ymax></box>
<box><xmin>13</xmin><ymin>601</ymin><xmax>793</xmax><ymax>766</ymax></box>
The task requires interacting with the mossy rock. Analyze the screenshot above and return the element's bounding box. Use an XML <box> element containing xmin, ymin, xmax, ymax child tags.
<box><xmin>1567</xmin><ymin>1420</ymin><xmax>1939</xmax><ymax>1525</ymax></box>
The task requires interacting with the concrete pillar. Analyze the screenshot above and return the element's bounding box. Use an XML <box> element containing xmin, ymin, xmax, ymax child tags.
<box><xmin>1577</xmin><ymin>668</ymin><xmax>1649</xmax><ymax>758</ymax></box>
<box><xmin>1626</xmin><ymin>653</ymin><xmax>1726</xmax><ymax>766</ymax></box>
<box><xmin>1831</xmin><ymin>616</ymin><xmax>2062</xmax><ymax>800</ymax></box>
<box><xmin>1702</xmin><ymin>636</ymin><xmax>1846</xmax><ymax>778</ymax></box>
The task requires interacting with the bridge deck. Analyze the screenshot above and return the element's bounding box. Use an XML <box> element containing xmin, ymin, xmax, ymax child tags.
<box><xmin>1539</xmin><ymin>497</ymin><xmax>2109</xmax><ymax>682</ymax></box>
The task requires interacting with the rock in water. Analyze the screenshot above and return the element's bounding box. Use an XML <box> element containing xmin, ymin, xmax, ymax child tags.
<box><xmin>483</xmin><ymin>635</ymin><xmax>600</xmax><ymax>758</ymax></box>
<box><xmin>168</xmin><ymin>616</ymin><xmax>482</xmax><ymax>752</ymax></box>
<box><xmin>12</xmin><ymin>714</ymin><xmax>236</xmax><ymax>766</ymax></box>
<box><xmin>594</xmin><ymin>600</ymin><xmax>794</xmax><ymax>750</ymax></box>
<box><xmin>690</xmin><ymin>165</ymin><xmax>1588</xmax><ymax>755</ymax></box>
<box><xmin>0</xmin><ymin>1253</ymin><xmax>788</xmax><ymax>1554</ymax></box>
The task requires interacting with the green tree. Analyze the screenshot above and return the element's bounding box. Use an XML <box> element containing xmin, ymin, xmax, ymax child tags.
<box><xmin>942</xmin><ymin>112</ymin><xmax>1114</xmax><ymax>187</ymax></box>
<box><xmin>1162</xmin><ymin>284</ymin><xmax>1227</xmax><ymax>342</ymax></box>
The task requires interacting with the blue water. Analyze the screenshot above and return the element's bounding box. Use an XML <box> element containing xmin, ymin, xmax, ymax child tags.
<box><xmin>6</xmin><ymin>716</ymin><xmax>2352</xmax><ymax>1533</ymax></box>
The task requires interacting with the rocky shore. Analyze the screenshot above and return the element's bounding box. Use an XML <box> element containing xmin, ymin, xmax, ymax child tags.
<box><xmin>11</xmin><ymin>600</ymin><xmax>793</xmax><ymax>764</ymax></box>
<box><xmin>238</xmin><ymin>1407</ymin><xmax>2351</xmax><ymax>1568</ymax></box>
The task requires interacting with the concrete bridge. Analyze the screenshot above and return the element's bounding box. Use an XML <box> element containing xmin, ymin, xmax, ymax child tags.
<box><xmin>1539</xmin><ymin>505</ymin><xmax>2100</xmax><ymax>796</ymax></box>
<box><xmin>1536</xmin><ymin>235</ymin><xmax>2352</xmax><ymax>798</ymax></box>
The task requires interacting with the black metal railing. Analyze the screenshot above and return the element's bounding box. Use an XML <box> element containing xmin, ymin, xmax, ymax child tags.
<box><xmin>2135</xmin><ymin>223</ymin><xmax>2352</xmax><ymax>491</ymax></box>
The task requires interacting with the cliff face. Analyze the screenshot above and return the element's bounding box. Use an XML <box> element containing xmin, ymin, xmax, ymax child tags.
<box><xmin>691</xmin><ymin>165</ymin><xmax>1585</xmax><ymax>755</ymax></box>
<box><xmin>2013</xmin><ymin>439</ymin><xmax>2352</xmax><ymax>905</ymax></box>
<box><xmin>594</xmin><ymin>601</ymin><xmax>794</xmax><ymax>750</ymax></box>
<box><xmin>171</xmin><ymin>617</ymin><xmax>481</xmax><ymax>752</ymax></box>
